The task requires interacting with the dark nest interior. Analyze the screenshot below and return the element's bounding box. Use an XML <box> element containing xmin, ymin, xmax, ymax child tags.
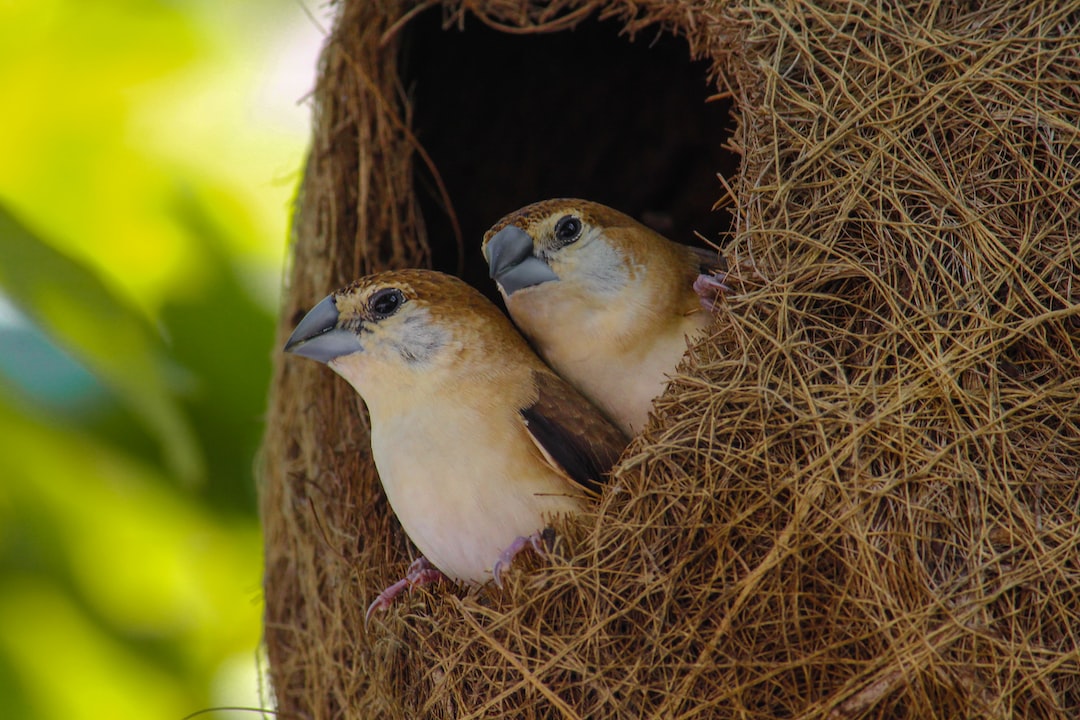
<box><xmin>406</xmin><ymin>10</ymin><xmax>738</xmax><ymax>295</ymax></box>
<box><xmin>261</xmin><ymin>1</ymin><xmax>1080</xmax><ymax>718</ymax></box>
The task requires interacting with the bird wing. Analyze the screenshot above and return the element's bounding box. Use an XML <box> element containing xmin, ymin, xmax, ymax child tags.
<box><xmin>686</xmin><ymin>244</ymin><xmax>727</xmax><ymax>275</ymax></box>
<box><xmin>519</xmin><ymin>371</ymin><xmax>629</xmax><ymax>496</ymax></box>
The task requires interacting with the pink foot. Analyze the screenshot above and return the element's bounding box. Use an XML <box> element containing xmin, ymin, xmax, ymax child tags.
<box><xmin>492</xmin><ymin>529</ymin><xmax>553</xmax><ymax>588</ymax></box>
<box><xmin>694</xmin><ymin>272</ymin><xmax>733</xmax><ymax>312</ymax></box>
<box><xmin>365</xmin><ymin>556</ymin><xmax>445</xmax><ymax>623</ymax></box>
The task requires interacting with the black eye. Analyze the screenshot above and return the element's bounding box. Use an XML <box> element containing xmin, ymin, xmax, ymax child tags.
<box><xmin>554</xmin><ymin>215</ymin><xmax>583</xmax><ymax>245</ymax></box>
<box><xmin>368</xmin><ymin>288</ymin><xmax>405</xmax><ymax>318</ymax></box>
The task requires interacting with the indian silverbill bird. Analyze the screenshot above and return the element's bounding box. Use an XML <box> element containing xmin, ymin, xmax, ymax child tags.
<box><xmin>284</xmin><ymin>269</ymin><xmax>627</xmax><ymax>619</ymax></box>
<box><xmin>483</xmin><ymin>198</ymin><xmax>726</xmax><ymax>436</ymax></box>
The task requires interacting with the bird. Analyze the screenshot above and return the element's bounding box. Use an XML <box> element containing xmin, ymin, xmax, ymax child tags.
<box><xmin>283</xmin><ymin>269</ymin><xmax>628</xmax><ymax>619</ymax></box>
<box><xmin>482</xmin><ymin>198</ymin><xmax>724</xmax><ymax>436</ymax></box>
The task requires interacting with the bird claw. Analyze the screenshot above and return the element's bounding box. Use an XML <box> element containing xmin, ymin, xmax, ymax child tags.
<box><xmin>492</xmin><ymin>528</ymin><xmax>554</xmax><ymax>588</ymax></box>
<box><xmin>365</xmin><ymin>557</ymin><xmax>445</xmax><ymax>624</ymax></box>
<box><xmin>694</xmin><ymin>272</ymin><xmax>734</xmax><ymax>312</ymax></box>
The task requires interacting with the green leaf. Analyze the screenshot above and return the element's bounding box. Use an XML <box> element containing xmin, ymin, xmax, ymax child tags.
<box><xmin>0</xmin><ymin>202</ymin><xmax>203</xmax><ymax>485</ymax></box>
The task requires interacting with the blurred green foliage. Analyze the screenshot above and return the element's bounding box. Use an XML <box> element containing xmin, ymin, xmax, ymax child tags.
<box><xmin>0</xmin><ymin>1</ymin><xmax>323</xmax><ymax>718</ymax></box>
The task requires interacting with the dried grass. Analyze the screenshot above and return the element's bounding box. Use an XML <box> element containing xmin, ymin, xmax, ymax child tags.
<box><xmin>261</xmin><ymin>0</ymin><xmax>1080</xmax><ymax>717</ymax></box>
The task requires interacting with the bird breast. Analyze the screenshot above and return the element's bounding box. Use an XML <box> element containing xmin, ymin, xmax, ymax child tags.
<box><xmin>368</xmin><ymin>400</ymin><xmax>585</xmax><ymax>583</ymax></box>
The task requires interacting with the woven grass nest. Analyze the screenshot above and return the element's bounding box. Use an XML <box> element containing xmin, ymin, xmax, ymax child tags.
<box><xmin>260</xmin><ymin>0</ymin><xmax>1080</xmax><ymax>717</ymax></box>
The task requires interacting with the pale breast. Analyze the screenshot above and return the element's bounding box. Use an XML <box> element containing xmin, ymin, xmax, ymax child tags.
<box><xmin>550</xmin><ymin>311</ymin><xmax>711</xmax><ymax>435</ymax></box>
<box><xmin>370</xmin><ymin>403</ymin><xmax>586</xmax><ymax>583</ymax></box>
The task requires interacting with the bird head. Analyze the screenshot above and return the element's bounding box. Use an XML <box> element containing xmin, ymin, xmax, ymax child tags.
<box><xmin>285</xmin><ymin>269</ymin><xmax>526</xmax><ymax>401</ymax></box>
<box><xmin>482</xmin><ymin>199</ymin><xmax>640</xmax><ymax>304</ymax></box>
<box><xmin>482</xmin><ymin>199</ymin><xmax>703</xmax><ymax>346</ymax></box>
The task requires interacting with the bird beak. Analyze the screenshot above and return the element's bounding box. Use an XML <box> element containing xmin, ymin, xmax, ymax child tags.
<box><xmin>284</xmin><ymin>294</ymin><xmax>364</xmax><ymax>363</ymax></box>
<box><xmin>485</xmin><ymin>225</ymin><xmax>559</xmax><ymax>295</ymax></box>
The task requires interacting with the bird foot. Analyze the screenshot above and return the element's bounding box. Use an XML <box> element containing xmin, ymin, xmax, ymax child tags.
<box><xmin>695</xmin><ymin>261</ymin><xmax>770</xmax><ymax>311</ymax></box>
<box><xmin>365</xmin><ymin>556</ymin><xmax>445</xmax><ymax>623</ymax></box>
<box><xmin>492</xmin><ymin>528</ymin><xmax>555</xmax><ymax>588</ymax></box>
<box><xmin>694</xmin><ymin>272</ymin><xmax>734</xmax><ymax>312</ymax></box>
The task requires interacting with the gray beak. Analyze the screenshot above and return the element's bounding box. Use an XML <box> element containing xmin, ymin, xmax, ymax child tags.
<box><xmin>284</xmin><ymin>294</ymin><xmax>364</xmax><ymax>363</ymax></box>
<box><xmin>485</xmin><ymin>225</ymin><xmax>559</xmax><ymax>295</ymax></box>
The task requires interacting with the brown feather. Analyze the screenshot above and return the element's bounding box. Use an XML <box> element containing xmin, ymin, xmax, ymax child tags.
<box><xmin>686</xmin><ymin>244</ymin><xmax>726</xmax><ymax>275</ymax></box>
<box><xmin>519</xmin><ymin>371</ymin><xmax>629</xmax><ymax>496</ymax></box>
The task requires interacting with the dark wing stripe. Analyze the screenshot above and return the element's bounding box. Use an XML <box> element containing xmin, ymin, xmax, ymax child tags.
<box><xmin>520</xmin><ymin>372</ymin><xmax>628</xmax><ymax>496</ymax></box>
<box><xmin>520</xmin><ymin>406</ymin><xmax>604</xmax><ymax>495</ymax></box>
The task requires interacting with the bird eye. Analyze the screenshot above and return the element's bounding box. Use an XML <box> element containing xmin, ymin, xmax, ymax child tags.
<box><xmin>553</xmin><ymin>215</ymin><xmax>583</xmax><ymax>245</ymax></box>
<box><xmin>368</xmin><ymin>288</ymin><xmax>405</xmax><ymax>318</ymax></box>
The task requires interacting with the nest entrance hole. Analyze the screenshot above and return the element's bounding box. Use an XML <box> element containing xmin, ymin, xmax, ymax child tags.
<box><xmin>402</xmin><ymin>10</ymin><xmax>739</xmax><ymax>295</ymax></box>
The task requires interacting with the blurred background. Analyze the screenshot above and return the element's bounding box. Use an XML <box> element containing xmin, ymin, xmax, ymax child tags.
<box><xmin>0</xmin><ymin>1</ymin><xmax>328</xmax><ymax>718</ymax></box>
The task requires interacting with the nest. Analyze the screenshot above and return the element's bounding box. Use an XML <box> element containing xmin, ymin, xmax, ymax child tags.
<box><xmin>260</xmin><ymin>0</ymin><xmax>1080</xmax><ymax>717</ymax></box>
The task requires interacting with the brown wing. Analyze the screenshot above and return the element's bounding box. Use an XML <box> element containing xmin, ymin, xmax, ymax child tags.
<box><xmin>686</xmin><ymin>244</ymin><xmax>727</xmax><ymax>275</ymax></box>
<box><xmin>519</xmin><ymin>371</ymin><xmax>629</xmax><ymax>496</ymax></box>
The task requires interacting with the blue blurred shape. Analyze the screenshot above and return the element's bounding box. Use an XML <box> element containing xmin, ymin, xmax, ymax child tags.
<box><xmin>0</xmin><ymin>295</ymin><xmax>107</xmax><ymax>409</ymax></box>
